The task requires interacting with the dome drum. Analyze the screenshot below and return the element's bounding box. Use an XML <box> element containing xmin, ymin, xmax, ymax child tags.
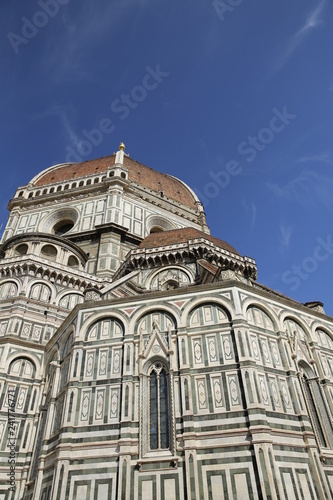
<box><xmin>0</xmin><ymin>233</ymin><xmax>88</xmax><ymax>270</ymax></box>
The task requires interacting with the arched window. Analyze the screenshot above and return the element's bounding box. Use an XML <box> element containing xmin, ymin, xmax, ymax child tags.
<box><xmin>15</xmin><ymin>244</ymin><xmax>28</xmax><ymax>256</ymax></box>
<box><xmin>148</xmin><ymin>362</ymin><xmax>170</xmax><ymax>450</ymax></box>
<box><xmin>67</xmin><ymin>255</ymin><xmax>79</xmax><ymax>268</ymax></box>
<box><xmin>67</xmin><ymin>391</ymin><xmax>74</xmax><ymax>422</ymax></box>
<box><xmin>59</xmin><ymin>333</ymin><xmax>73</xmax><ymax>391</ymax></box>
<box><xmin>300</xmin><ymin>362</ymin><xmax>333</xmax><ymax>449</ymax></box>
<box><xmin>22</xmin><ymin>423</ymin><xmax>30</xmax><ymax>449</ymax></box>
<box><xmin>73</xmin><ymin>352</ymin><xmax>79</xmax><ymax>378</ymax></box>
<box><xmin>41</xmin><ymin>244</ymin><xmax>57</xmax><ymax>261</ymax></box>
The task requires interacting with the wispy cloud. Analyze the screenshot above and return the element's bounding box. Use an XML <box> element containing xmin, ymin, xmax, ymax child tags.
<box><xmin>295</xmin><ymin>152</ymin><xmax>332</xmax><ymax>165</ymax></box>
<box><xmin>271</xmin><ymin>0</ymin><xmax>327</xmax><ymax>74</ymax></box>
<box><xmin>279</xmin><ymin>223</ymin><xmax>293</xmax><ymax>250</ymax></box>
<box><xmin>266</xmin><ymin>169</ymin><xmax>333</xmax><ymax>209</ymax></box>
<box><xmin>242</xmin><ymin>200</ymin><xmax>257</xmax><ymax>229</ymax></box>
<box><xmin>35</xmin><ymin>104</ymin><xmax>80</xmax><ymax>148</ymax></box>
<box><xmin>40</xmin><ymin>0</ymin><xmax>151</xmax><ymax>84</ymax></box>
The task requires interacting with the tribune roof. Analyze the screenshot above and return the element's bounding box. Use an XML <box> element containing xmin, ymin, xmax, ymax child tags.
<box><xmin>138</xmin><ymin>227</ymin><xmax>240</xmax><ymax>255</ymax></box>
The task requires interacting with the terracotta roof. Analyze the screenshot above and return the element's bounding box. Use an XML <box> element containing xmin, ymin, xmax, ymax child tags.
<box><xmin>138</xmin><ymin>228</ymin><xmax>240</xmax><ymax>255</ymax></box>
<box><xmin>33</xmin><ymin>154</ymin><xmax>197</xmax><ymax>210</ymax></box>
<box><xmin>197</xmin><ymin>259</ymin><xmax>219</xmax><ymax>274</ymax></box>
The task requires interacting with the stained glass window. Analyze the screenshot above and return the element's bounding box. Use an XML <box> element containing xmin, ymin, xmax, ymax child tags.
<box><xmin>302</xmin><ymin>375</ymin><xmax>327</xmax><ymax>447</ymax></box>
<box><xmin>300</xmin><ymin>365</ymin><xmax>333</xmax><ymax>449</ymax></box>
<box><xmin>149</xmin><ymin>364</ymin><xmax>169</xmax><ymax>450</ymax></box>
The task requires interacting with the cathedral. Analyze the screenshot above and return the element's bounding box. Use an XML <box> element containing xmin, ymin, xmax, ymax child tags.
<box><xmin>1</xmin><ymin>143</ymin><xmax>333</xmax><ymax>499</ymax></box>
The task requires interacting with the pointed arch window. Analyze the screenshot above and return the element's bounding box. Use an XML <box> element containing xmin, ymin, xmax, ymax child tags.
<box><xmin>148</xmin><ymin>363</ymin><xmax>170</xmax><ymax>451</ymax></box>
<box><xmin>301</xmin><ymin>373</ymin><xmax>327</xmax><ymax>447</ymax></box>
<box><xmin>300</xmin><ymin>363</ymin><xmax>333</xmax><ymax>449</ymax></box>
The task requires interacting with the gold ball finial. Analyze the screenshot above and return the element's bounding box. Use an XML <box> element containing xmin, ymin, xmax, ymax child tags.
<box><xmin>119</xmin><ymin>142</ymin><xmax>125</xmax><ymax>151</ymax></box>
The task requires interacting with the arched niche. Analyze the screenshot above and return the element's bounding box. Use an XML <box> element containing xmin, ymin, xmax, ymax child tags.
<box><xmin>315</xmin><ymin>328</ymin><xmax>333</xmax><ymax>350</ymax></box>
<box><xmin>187</xmin><ymin>302</ymin><xmax>231</xmax><ymax>328</ymax></box>
<box><xmin>29</xmin><ymin>283</ymin><xmax>52</xmax><ymax>303</ymax></box>
<box><xmin>9</xmin><ymin>357</ymin><xmax>36</xmax><ymax>379</ymax></box>
<box><xmin>246</xmin><ymin>305</ymin><xmax>275</xmax><ymax>331</ymax></box>
<box><xmin>59</xmin><ymin>293</ymin><xmax>84</xmax><ymax>310</ymax></box>
<box><xmin>85</xmin><ymin>317</ymin><xmax>124</xmax><ymax>341</ymax></box>
<box><xmin>136</xmin><ymin>310</ymin><xmax>177</xmax><ymax>335</ymax></box>
<box><xmin>0</xmin><ymin>281</ymin><xmax>18</xmax><ymax>299</ymax></box>
<box><xmin>284</xmin><ymin>317</ymin><xmax>310</xmax><ymax>342</ymax></box>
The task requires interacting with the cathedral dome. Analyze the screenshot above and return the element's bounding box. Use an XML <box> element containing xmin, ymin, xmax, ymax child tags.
<box><xmin>30</xmin><ymin>153</ymin><xmax>199</xmax><ymax>211</ymax></box>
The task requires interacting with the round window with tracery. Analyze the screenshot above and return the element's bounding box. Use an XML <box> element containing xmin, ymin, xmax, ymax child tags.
<box><xmin>54</xmin><ymin>220</ymin><xmax>74</xmax><ymax>235</ymax></box>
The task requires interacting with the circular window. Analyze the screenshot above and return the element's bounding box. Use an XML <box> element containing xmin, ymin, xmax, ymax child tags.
<box><xmin>53</xmin><ymin>220</ymin><xmax>74</xmax><ymax>235</ymax></box>
<box><xmin>161</xmin><ymin>280</ymin><xmax>179</xmax><ymax>291</ymax></box>
<box><xmin>40</xmin><ymin>208</ymin><xmax>79</xmax><ymax>235</ymax></box>
<box><xmin>147</xmin><ymin>216</ymin><xmax>175</xmax><ymax>234</ymax></box>
<box><xmin>150</xmin><ymin>226</ymin><xmax>164</xmax><ymax>234</ymax></box>
<box><xmin>41</xmin><ymin>245</ymin><xmax>57</xmax><ymax>260</ymax></box>
<box><xmin>15</xmin><ymin>244</ymin><xmax>28</xmax><ymax>256</ymax></box>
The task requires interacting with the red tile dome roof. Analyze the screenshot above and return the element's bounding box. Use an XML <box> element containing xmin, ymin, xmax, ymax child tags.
<box><xmin>32</xmin><ymin>154</ymin><xmax>198</xmax><ymax>210</ymax></box>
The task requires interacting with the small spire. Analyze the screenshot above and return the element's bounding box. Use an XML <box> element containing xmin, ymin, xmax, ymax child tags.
<box><xmin>119</xmin><ymin>142</ymin><xmax>125</xmax><ymax>151</ymax></box>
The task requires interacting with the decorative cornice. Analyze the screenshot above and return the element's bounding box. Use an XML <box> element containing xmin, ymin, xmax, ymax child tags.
<box><xmin>0</xmin><ymin>256</ymin><xmax>108</xmax><ymax>290</ymax></box>
<box><xmin>0</xmin><ymin>335</ymin><xmax>46</xmax><ymax>351</ymax></box>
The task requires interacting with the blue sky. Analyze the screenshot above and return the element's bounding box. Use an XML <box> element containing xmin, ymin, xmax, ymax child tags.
<box><xmin>1</xmin><ymin>0</ymin><xmax>333</xmax><ymax>314</ymax></box>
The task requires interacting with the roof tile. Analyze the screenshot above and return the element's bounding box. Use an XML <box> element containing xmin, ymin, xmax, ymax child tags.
<box><xmin>138</xmin><ymin>227</ymin><xmax>239</xmax><ymax>255</ymax></box>
<box><xmin>33</xmin><ymin>154</ymin><xmax>197</xmax><ymax>210</ymax></box>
